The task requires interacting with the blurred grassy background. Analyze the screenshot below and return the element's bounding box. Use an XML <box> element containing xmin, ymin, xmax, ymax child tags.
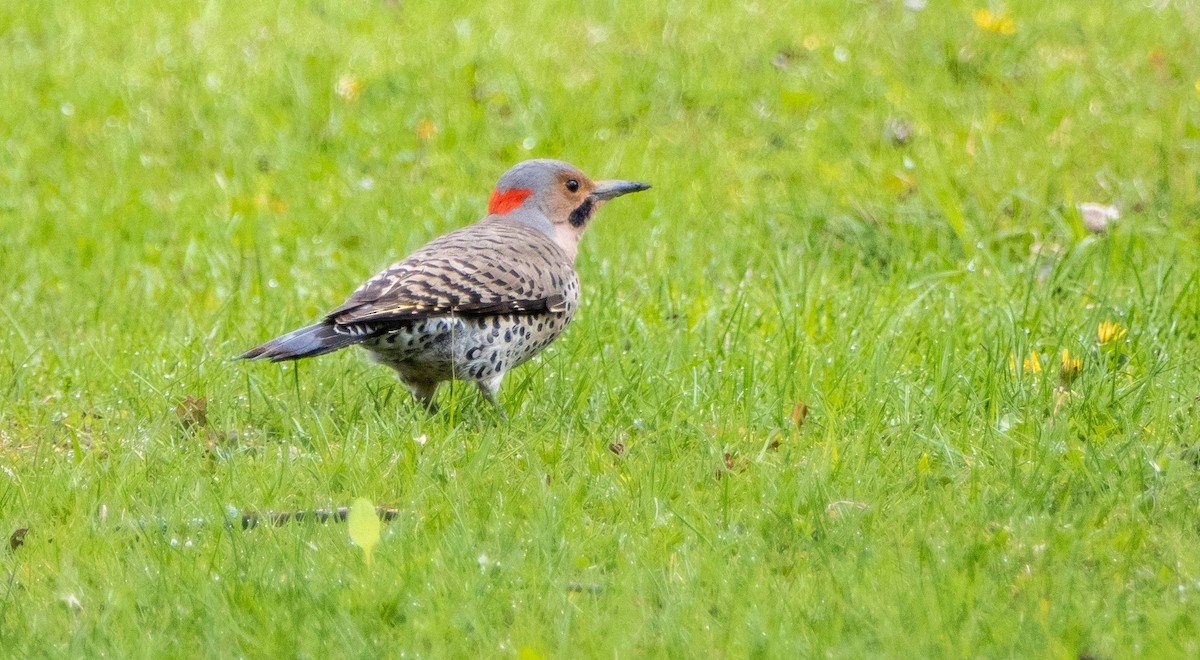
<box><xmin>2</xmin><ymin>0</ymin><xmax>1200</xmax><ymax>656</ymax></box>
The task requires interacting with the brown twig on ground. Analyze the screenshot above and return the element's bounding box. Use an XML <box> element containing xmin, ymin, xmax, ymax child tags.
<box><xmin>237</xmin><ymin>506</ymin><xmax>400</xmax><ymax>530</ymax></box>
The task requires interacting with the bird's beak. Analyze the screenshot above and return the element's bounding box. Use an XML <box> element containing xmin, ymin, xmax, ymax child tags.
<box><xmin>590</xmin><ymin>180</ymin><xmax>651</xmax><ymax>201</ymax></box>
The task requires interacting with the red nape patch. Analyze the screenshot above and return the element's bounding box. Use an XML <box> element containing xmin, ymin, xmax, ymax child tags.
<box><xmin>487</xmin><ymin>188</ymin><xmax>533</xmax><ymax>215</ymax></box>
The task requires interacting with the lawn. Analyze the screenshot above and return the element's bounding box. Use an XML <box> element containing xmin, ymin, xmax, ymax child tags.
<box><xmin>3</xmin><ymin>0</ymin><xmax>1200</xmax><ymax>656</ymax></box>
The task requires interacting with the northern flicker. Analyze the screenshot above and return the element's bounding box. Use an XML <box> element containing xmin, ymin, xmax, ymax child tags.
<box><xmin>239</xmin><ymin>159</ymin><xmax>650</xmax><ymax>412</ymax></box>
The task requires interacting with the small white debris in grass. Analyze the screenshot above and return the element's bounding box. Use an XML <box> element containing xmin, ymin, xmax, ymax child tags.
<box><xmin>825</xmin><ymin>500</ymin><xmax>869</xmax><ymax>518</ymax></box>
<box><xmin>585</xmin><ymin>23</ymin><xmax>609</xmax><ymax>45</ymax></box>
<box><xmin>1078</xmin><ymin>202</ymin><xmax>1119</xmax><ymax>234</ymax></box>
<box><xmin>453</xmin><ymin>19</ymin><xmax>471</xmax><ymax>41</ymax></box>
<box><xmin>334</xmin><ymin>74</ymin><xmax>362</xmax><ymax>102</ymax></box>
<box><xmin>413</xmin><ymin>434</ymin><xmax>428</xmax><ymax>446</ymax></box>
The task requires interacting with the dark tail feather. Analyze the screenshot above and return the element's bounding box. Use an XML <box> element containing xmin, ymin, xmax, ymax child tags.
<box><xmin>237</xmin><ymin>322</ymin><xmax>361</xmax><ymax>362</ymax></box>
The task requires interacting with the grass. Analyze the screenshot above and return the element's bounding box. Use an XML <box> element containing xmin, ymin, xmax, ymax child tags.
<box><xmin>2</xmin><ymin>0</ymin><xmax>1200</xmax><ymax>656</ymax></box>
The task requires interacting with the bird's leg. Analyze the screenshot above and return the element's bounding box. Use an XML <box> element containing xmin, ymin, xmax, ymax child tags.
<box><xmin>405</xmin><ymin>380</ymin><xmax>440</xmax><ymax>415</ymax></box>
<box><xmin>475</xmin><ymin>375</ymin><xmax>507</xmax><ymax>420</ymax></box>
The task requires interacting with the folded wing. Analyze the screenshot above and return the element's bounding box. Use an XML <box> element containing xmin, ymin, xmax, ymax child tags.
<box><xmin>327</xmin><ymin>220</ymin><xmax>575</xmax><ymax>334</ymax></box>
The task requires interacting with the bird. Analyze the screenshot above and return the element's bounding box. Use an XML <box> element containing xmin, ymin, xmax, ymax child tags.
<box><xmin>239</xmin><ymin>158</ymin><xmax>650</xmax><ymax>414</ymax></box>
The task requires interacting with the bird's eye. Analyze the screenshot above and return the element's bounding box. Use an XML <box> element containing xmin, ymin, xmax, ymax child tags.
<box><xmin>565</xmin><ymin>179</ymin><xmax>580</xmax><ymax>193</ymax></box>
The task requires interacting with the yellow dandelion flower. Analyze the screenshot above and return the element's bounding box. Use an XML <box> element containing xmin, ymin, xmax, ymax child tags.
<box><xmin>1009</xmin><ymin>350</ymin><xmax>1043</xmax><ymax>375</ymax></box>
<box><xmin>973</xmin><ymin>8</ymin><xmax>1016</xmax><ymax>35</ymax></box>
<box><xmin>1097</xmin><ymin>320</ymin><xmax>1127</xmax><ymax>344</ymax></box>
<box><xmin>415</xmin><ymin>119</ymin><xmax>437</xmax><ymax>141</ymax></box>
<box><xmin>1059</xmin><ymin>348</ymin><xmax>1081</xmax><ymax>385</ymax></box>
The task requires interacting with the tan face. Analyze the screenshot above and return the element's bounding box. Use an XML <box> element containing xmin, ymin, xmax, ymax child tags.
<box><xmin>545</xmin><ymin>170</ymin><xmax>602</xmax><ymax>230</ymax></box>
